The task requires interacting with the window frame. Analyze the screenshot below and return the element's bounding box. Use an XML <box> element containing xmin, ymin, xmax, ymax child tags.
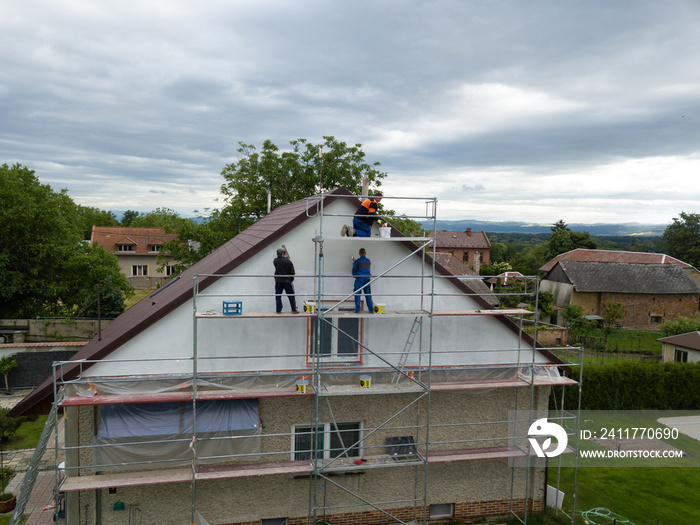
<box><xmin>292</xmin><ymin>421</ymin><xmax>362</xmax><ymax>461</ymax></box>
<box><xmin>149</xmin><ymin>244</ymin><xmax>162</xmax><ymax>253</ymax></box>
<box><xmin>675</xmin><ymin>349</ymin><xmax>688</xmax><ymax>363</ymax></box>
<box><xmin>166</xmin><ymin>265</ymin><xmax>177</xmax><ymax>276</ymax></box>
<box><xmin>306</xmin><ymin>301</ymin><xmax>363</xmax><ymax>364</ymax></box>
<box><xmin>131</xmin><ymin>265</ymin><xmax>149</xmax><ymax>276</ymax></box>
<box><xmin>117</xmin><ymin>244</ymin><xmax>135</xmax><ymax>253</ymax></box>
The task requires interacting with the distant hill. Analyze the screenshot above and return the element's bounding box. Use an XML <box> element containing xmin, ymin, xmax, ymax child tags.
<box><xmin>421</xmin><ymin>220</ymin><xmax>666</xmax><ymax>236</ymax></box>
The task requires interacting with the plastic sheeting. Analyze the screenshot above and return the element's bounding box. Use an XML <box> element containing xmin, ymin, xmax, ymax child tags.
<box><xmin>94</xmin><ymin>399</ymin><xmax>261</xmax><ymax>471</ymax></box>
<box><xmin>66</xmin><ymin>364</ymin><xmax>564</xmax><ymax>398</ymax></box>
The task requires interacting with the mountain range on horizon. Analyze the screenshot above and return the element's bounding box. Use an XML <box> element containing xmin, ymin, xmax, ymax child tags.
<box><xmin>420</xmin><ymin>219</ymin><xmax>667</xmax><ymax>236</ymax></box>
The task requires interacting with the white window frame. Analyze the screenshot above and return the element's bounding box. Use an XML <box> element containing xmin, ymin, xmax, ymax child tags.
<box><xmin>166</xmin><ymin>265</ymin><xmax>177</xmax><ymax>276</ymax></box>
<box><xmin>131</xmin><ymin>265</ymin><xmax>148</xmax><ymax>276</ymax></box>
<box><xmin>117</xmin><ymin>244</ymin><xmax>134</xmax><ymax>252</ymax></box>
<box><xmin>292</xmin><ymin>422</ymin><xmax>362</xmax><ymax>461</ymax></box>
<box><xmin>307</xmin><ymin>302</ymin><xmax>362</xmax><ymax>363</ymax></box>
<box><xmin>149</xmin><ymin>244</ymin><xmax>162</xmax><ymax>253</ymax></box>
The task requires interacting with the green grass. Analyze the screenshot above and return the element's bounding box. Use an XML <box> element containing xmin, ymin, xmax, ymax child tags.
<box><xmin>0</xmin><ymin>515</ymin><xmax>11</xmax><ymax>524</ymax></box>
<box><xmin>124</xmin><ymin>287</ymin><xmax>155</xmax><ymax>310</ymax></box>
<box><xmin>4</xmin><ymin>415</ymin><xmax>47</xmax><ymax>451</ymax></box>
<box><xmin>548</xmin><ymin>410</ymin><xmax>700</xmax><ymax>524</ymax></box>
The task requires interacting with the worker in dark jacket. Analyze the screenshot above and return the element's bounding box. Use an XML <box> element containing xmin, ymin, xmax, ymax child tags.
<box><xmin>273</xmin><ymin>248</ymin><xmax>299</xmax><ymax>314</ymax></box>
<box><xmin>352</xmin><ymin>248</ymin><xmax>374</xmax><ymax>313</ymax></box>
<box><xmin>341</xmin><ymin>192</ymin><xmax>382</xmax><ymax>237</ymax></box>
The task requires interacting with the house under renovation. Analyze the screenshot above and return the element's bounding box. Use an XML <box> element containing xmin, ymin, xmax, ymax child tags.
<box><xmin>10</xmin><ymin>189</ymin><xmax>579</xmax><ymax>525</ymax></box>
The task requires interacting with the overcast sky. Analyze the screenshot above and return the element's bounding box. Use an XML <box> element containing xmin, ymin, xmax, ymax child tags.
<box><xmin>2</xmin><ymin>1</ymin><xmax>699</xmax><ymax>225</ymax></box>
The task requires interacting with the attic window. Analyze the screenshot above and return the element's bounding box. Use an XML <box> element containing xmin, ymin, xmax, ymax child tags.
<box><xmin>117</xmin><ymin>244</ymin><xmax>134</xmax><ymax>252</ymax></box>
<box><xmin>149</xmin><ymin>244</ymin><xmax>162</xmax><ymax>253</ymax></box>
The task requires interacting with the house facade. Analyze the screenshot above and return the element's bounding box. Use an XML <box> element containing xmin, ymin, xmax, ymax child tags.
<box><xmin>90</xmin><ymin>226</ymin><xmax>179</xmax><ymax>288</ymax></box>
<box><xmin>12</xmin><ymin>191</ymin><xmax>574</xmax><ymax>525</ymax></box>
<box><xmin>540</xmin><ymin>260</ymin><xmax>700</xmax><ymax>329</ymax></box>
<box><xmin>431</xmin><ymin>228</ymin><xmax>491</xmax><ymax>273</ymax></box>
<box><xmin>658</xmin><ymin>331</ymin><xmax>700</xmax><ymax>363</ymax></box>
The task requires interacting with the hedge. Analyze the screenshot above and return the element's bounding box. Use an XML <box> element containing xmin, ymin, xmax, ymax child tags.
<box><xmin>558</xmin><ymin>362</ymin><xmax>700</xmax><ymax>411</ymax></box>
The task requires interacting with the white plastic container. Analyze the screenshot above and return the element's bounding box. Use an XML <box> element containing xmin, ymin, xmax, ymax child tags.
<box><xmin>379</xmin><ymin>225</ymin><xmax>391</xmax><ymax>238</ymax></box>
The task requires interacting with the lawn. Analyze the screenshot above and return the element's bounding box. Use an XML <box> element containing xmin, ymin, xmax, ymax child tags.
<box><xmin>548</xmin><ymin>410</ymin><xmax>700</xmax><ymax>524</ymax></box>
<box><xmin>124</xmin><ymin>287</ymin><xmax>155</xmax><ymax>309</ymax></box>
<box><xmin>4</xmin><ymin>415</ymin><xmax>47</xmax><ymax>451</ymax></box>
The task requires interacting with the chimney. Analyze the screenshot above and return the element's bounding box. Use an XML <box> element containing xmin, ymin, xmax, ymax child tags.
<box><xmin>466</xmin><ymin>227</ymin><xmax>472</xmax><ymax>236</ymax></box>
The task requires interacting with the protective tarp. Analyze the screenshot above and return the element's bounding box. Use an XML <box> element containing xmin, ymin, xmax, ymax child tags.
<box><xmin>94</xmin><ymin>399</ymin><xmax>260</xmax><ymax>471</ymax></box>
<box><xmin>66</xmin><ymin>364</ymin><xmax>564</xmax><ymax>398</ymax></box>
<box><xmin>193</xmin><ymin>511</ymin><xmax>211</xmax><ymax>525</ymax></box>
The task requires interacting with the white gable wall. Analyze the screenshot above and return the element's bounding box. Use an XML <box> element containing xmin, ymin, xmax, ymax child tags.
<box><xmin>86</xmin><ymin>199</ymin><xmax>547</xmax><ymax>378</ymax></box>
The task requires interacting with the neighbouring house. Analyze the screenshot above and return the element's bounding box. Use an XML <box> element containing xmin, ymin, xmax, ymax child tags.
<box><xmin>658</xmin><ymin>331</ymin><xmax>700</xmax><ymax>363</ymax></box>
<box><xmin>540</xmin><ymin>259</ymin><xmax>700</xmax><ymax>329</ymax></box>
<box><xmin>433</xmin><ymin>252</ymin><xmax>498</xmax><ymax>306</ymax></box>
<box><xmin>90</xmin><ymin>226</ymin><xmax>179</xmax><ymax>288</ymax></box>
<box><xmin>11</xmin><ymin>189</ymin><xmax>575</xmax><ymax>525</ymax></box>
<box><xmin>431</xmin><ymin>228</ymin><xmax>491</xmax><ymax>273</ymax></box>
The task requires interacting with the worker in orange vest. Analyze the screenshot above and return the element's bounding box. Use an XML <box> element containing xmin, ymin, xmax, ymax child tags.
<box><xmin>341</xmin><ymin>192</ymin><xmax>382</xmax><ymax>237</ymax></box>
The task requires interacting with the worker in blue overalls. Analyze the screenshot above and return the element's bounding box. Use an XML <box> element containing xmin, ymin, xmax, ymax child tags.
<box><xmin>352</xmin><ymin>248</ymin><xmax>374</xmax><ymax>313</ymax></box>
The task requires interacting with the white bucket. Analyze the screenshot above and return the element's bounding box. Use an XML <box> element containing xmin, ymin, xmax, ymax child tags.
<box><xmin>359</xmin><ymin>375</ymin><xmax>371</xmax><ymax>388</ymax></box>
<box><xmin>379</xmin><ymin>225</ymin><xmax>391</xmax><ymax>238</ymax></box>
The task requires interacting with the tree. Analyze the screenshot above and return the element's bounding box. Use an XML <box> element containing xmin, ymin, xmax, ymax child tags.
<box><xmin>164</xmin><ymin>137</ymin><xmax>389</xmax><ymax>270</ymax></box>
<box><xmin>120</xmin><ymin>210</ymin><xmax>141</xmax><ymax>226</ymax></box>
<box><xmin>662</xmin><ymin>212</ymin><xmax>700</xmax><ymax>267</ymax></box>
<box><xmin>0</xmin><ymin>164</ymin><xmax>132</xmax><ymax>318</ymax></box>
<box><xmin>544</xmin><ymin>219</ymin><xmax>598</xmax><ymax>261</ymax></box>
<box><xmin>0</xmin><ymin>357</ymin><xmax>17</xmax><ymax>392</ymax></box>
<box><xmin>562</xmin><ymin>304</ymin><xmax>596</xmax><ymax>336</ymax></box>
<box><xmin>660</xmin><ymin>314</ymin><xmax>700</xmax><ymax>337</ymax></box>
<box><xmin>75</xmin><ymin>205</ymin><xmax>118</xmax><ymax>240</ymax></box>
<box><xmin>602</xmin><ymin>301</ymin><xmax>625</xmax><ymax>339</ymax></box>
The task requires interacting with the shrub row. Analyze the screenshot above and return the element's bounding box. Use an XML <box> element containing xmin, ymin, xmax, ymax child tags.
<box><xmin>559</xmin><ymin>362</ymin><xmax>700</xmax><ymax>410</ymax></box>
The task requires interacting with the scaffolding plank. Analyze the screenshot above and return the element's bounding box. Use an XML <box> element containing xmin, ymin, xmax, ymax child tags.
<box><xmin>60</xmin><ymin>446</ymin><xmax>562</xmax><ymax>492</ymax></box>
<box><xmin>195</xmin><ymin>308</ymin><xmax>531</xmax><ymax>319</ymax></box>
<box><xmin>59</xmin><ymin>387</ymin><xmax>314</xmax><ymax>407</ymax></box>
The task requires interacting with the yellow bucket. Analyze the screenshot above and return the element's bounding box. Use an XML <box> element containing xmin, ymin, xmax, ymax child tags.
<box><xmin>373</xmin><ymin>303</ymin><xmax>386</xmax><ymax>314</ymax></box>
<box><xmin>296</xmin><ymin>380</ymin><xmax>309</xmax><ymax>393</ymax></box>
<box><xmin>359</xmin><ymin>375</ymin><xmax>371</xmax><ymax>388</ymax></box>
<box><xmin>303</xmin><ymin>302</ymin><xmax>316</xmax><ymax>313</ymax></box>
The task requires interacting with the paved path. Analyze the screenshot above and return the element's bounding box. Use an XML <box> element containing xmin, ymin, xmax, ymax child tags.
<box><xmin>1</xmin><ymin>391</ymin><xmax>64</xmax><ymax>524</ymax></box>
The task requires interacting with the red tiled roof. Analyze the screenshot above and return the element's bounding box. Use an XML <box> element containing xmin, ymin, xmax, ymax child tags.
<box><xmin>540</xmin><ymin>248</ymin><xmax>691</xmax><ymax>272</ymax></box>
<box><xmin>91</xmin><ymin>227</ymin><xmax>178</xmax><ymax>255</ymax></box>
<box><xmin>431</xmin><ymin>230</ymin><xmax>491</xmax><ymax>250</ymax></box>
<box><xmin>657</xmin><ymin>331</ymin><xmax>700</xmax><ymax>351</ymax></box>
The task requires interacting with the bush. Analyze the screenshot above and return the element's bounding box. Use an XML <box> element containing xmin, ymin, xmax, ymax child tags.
<box><xmin>560</xmin><ymin>362</ymin><xmax>700</xmax><ymax>410</ymax></box>
<box><xmin>660</xmin><ymin>314</ymin><xmax>700</xmax><ymax>336</ymax></box>
<box><xmin>0</xmin><ymin>409</ymin><xmax>23</xmax><ymax>444</ymax></box>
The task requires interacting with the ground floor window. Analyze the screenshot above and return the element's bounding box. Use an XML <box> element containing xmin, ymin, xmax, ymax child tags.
<box><xmin>675</xmin><ymin>349</ymin><xmax>688</xmax><ymax>362</ymax></box>
<box><xmin>131</xmin><ymin>265</ymin><xmax>148</xmax><ymax>276</ymax></box>
<box><xmin>166</xmin><ymin>265</ymin><xmax>177</xmax><ymax>276</ymax></box>
<box><xmin>293</xmin><ymin>422</ymin><xmax>361</xmax><ymax>460</ymax></box>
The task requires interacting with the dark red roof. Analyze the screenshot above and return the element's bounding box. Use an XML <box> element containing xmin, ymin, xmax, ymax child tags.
<box><xmin>540</xmin><ymin>249</ymin><xmax>691</xmax><ymax>272</ymax></box>
<box><xmin>657</xmin><ymin>331</ymin><xmax>700</xmax><ymax>351</ymax></box>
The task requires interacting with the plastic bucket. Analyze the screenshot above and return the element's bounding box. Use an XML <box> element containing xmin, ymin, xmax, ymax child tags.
<box><xmin>379</xmin><ymin>226</ymin><xmax>391</xmax><ymax>238</ymax></box>
<box><xmin>359</xmin><ymin>375</ymin><xmax>371</xmax><ymax>388</ymax></box>
<box><xmin>296</xmin><ymin>380</ymin><xmax>309</xmax><ymax>393</ymax></box>
<box><xmin>303</xmin><ymin>302</ymin><xmax>316</xmax><ymax>313</ymax></box>
<box><xmin>373</xmin><ymin>303</ymin><xmax>386</xmax><ymax>314</ymax></box>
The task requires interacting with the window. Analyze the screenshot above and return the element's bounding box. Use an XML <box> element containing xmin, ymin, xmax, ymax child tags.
<box><xmin>261</xmin><ymin>519</ymin><xmax>287</xmax><ymax>525</ymax></box>
<box><xmin>675</xmin><ymin>350</ymin><xmax>688</xmax><ymax>363</ymax></box>
<box><xmin>131</xmin><ymin>265</ymin><xmax>148</xmax><ymax>276</ymax></box>
<box><xmin>293</xmin><ymin>422</ymin><xmax>361</xmax><ymax>461</ymax></box>
<box><xmin>462</xmin><ymin>252</ymin><xmax>469</xmax><ymax>263</ymax></box>
<box><xmin>429</xmin><ymin>503</ymin><xmax>454</xmax><ymax>519</ymax></box>
<box><xmin>166</xmin><ymin>265</ymin><xmax>177</xmax><ymax>276</ymax></box>
<box><xmin>308</xmin><ymin>304</ymin><xmax>361</xmax><ymax>361</ymax></box>
<box><xmin>149</xmin><ymin>244</ymin><xmax>162</xmax><ymax>253</ymax></box>
<box><xmin>117</xmin><ymin>244</ymin><xmax>134</xmax><ymax>252</ymax></box>
<box><xmin>651</xmin><ymin>315</ymin><xmax>662</xmax><ymax>324</ymax></box>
